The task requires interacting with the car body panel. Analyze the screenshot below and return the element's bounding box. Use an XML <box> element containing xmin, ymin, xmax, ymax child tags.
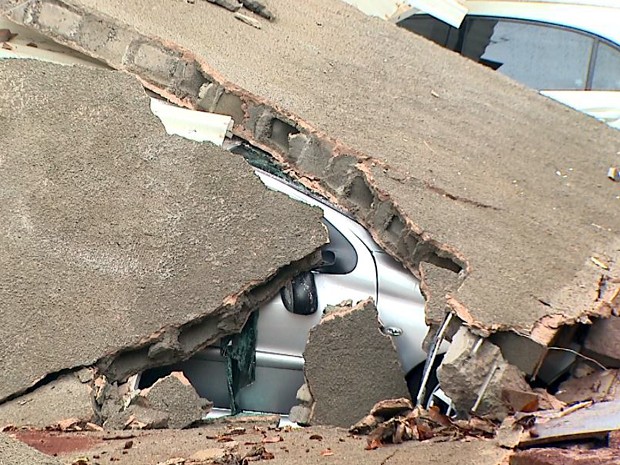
<box><xmin>541</xmin><ymin>90</ymin><xmax>620</xmax><ymax>129</ymax></box>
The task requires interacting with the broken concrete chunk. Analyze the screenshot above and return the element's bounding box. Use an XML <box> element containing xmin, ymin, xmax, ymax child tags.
<box><xmin>584</xmin><ymin>316</ymin><xmax>620</xmax><ymax>368</ymax></box>
<box><xmin>0</xmin><ymin>59</ymin><xmax>326</xmax><ymax>403</ymax></box>
<box><xmin>288</xmin><ymin>405</ymin><xmax>312</xmax><ymax>426</ymax></box>
<box><xmin>0</xmin><ymin>372</ymin><xmax>94</xmax><ymax>429</ymax></box>
<box><xmin>18</xmin><ymin>0</ymin><xmax>620</xmax><ymax>373</ymax></box>
<box><xmin>0</xmin><ymin>433</ymin><xmax>63</xmax><ymax>465</ymax></box>
<box><xmin>303</xmin><ymin>299</ymin><xmax>410</xmax><ymax>428</ymax></box>
<box><xmin>140</xmin><ymin>372</ymin><xmax>210</xmax><ymax>428</ymax></box>
<box><xmin>103</xmin><ymin>403</ymin><xmax>169</xmax><ymax>430</ymax></box>
<box><xmin>437</xmin><ymin>326</ymin><xmax>533</xmax><ymax>420</ymax></box>
<box><xmin>556</xmin><ymin>369</ymin><xmax>620</xmax><ymax>404</ymax></box>
<box><xmin>295</xmin><ymin>383</ymin><xmax>313</xmax><ymax>406</ymax></box>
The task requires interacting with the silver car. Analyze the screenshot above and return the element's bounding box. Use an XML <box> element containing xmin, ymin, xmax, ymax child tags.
<box><xmin>140</xmin><ymin>150</ymin><xmax>432</xmax><ymax>414</ymax></box>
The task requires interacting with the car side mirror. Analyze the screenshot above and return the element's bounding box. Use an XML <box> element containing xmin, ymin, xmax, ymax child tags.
<box><xmin>280</xmin><ymin>271</ymin><xmax>318</xmax><ymax>315</ymax></box>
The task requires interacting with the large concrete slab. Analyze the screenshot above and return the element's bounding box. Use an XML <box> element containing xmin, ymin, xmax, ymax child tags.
<box><xmin>0</xmin><ymin>59</ymin><xmax>326</xmax><ymax>402</ymax></box>
<box><xmin>3</xmin><ymin>0</ymin><xmax>618</xmax><ymax>352</ymax></box>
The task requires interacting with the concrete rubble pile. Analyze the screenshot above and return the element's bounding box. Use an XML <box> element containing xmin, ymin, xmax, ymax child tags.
<box><xmin>1</xmin><ymin>0</ymin><xmax>620</xmax><ymax>462</ymax></box>
<box><xmin>0</xmin><ymin>59</ymin><xmax>327</xmax><ymax>428</ymax></box>
<box><xmin>2</xmin><ymin>0</ymin><xmax>618</xmax><ymax>408</ymax></box>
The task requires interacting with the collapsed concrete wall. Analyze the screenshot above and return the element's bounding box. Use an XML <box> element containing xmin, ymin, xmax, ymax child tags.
<box><xmin>4</xmin><ymin>0</ymin><xmax>619</xmax><ymax>371</ymax></box>
<box><xmin>0</xmin><ymin>59</ymin><xmax>327</xmax><ymax>406</ymax></box>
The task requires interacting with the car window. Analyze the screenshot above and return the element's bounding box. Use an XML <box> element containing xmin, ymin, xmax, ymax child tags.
<box><xmin>398</xmin><ymin>15</ymin><xmax>460</xmax><ymax>51</ymax></box>
<box><xmin>592</xmin><ymin>42</ymin><xmax>620</xmax><ymax>90</ymax></box>
<box><xmin>461</xmin><ymin>19</ymin><xmax>595</xmax><ymax>90</ymax></box>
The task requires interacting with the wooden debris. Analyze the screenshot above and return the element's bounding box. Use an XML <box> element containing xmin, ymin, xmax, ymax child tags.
<box><xmin>519</xmin><ymin>399</ymin><xmax>620</xmax><ymax>446</ymax></box>
<box><xmin>351</xmin><ymin>400</ymin><xmax>496</xmax><ymax>450</ymax></box>
<box><xmin>234</xmin><ymin>12</ymin><xmax>262</xmax><ymax>29</ymax></box>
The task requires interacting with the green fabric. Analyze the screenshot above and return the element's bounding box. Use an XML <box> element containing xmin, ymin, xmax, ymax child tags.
<box><xmin>220</xmin><ymin>311</ymin><xmax>259</xmax><ymax>415</ymax></box>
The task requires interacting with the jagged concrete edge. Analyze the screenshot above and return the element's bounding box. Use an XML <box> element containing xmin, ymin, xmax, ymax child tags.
<box><xmin>1</xmin><ymin>247</ymin><xmax>323</xmax><ymax>405</ymax></box>
<box><xmin>2</xmin><ymin>0</ymin><xmax>618</xmax><ymax>344</ymax></box>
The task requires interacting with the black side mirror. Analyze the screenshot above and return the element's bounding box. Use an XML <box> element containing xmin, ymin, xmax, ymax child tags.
<box><xmin>280</xmin><ymin>271</ymin><xmax>318</xmax><ymax>315</ymax></box>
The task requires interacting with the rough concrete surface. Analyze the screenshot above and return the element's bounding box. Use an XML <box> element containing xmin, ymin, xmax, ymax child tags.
<box><xmin>0</xmin><ymin>59</ymin><xmax>327</xmax><ymax>402</ymax></box>
<box><xmin>3</xmin><ymin>0</ymin><xmax>619</xmax><ymax>353</ymax></box>
<box><xmin>303</xmin><ymin>299</ymin><xmax>410</xmax><ymax>428</ymax></box>
<box><xmin>0</xmin><ymin>433</ymin><xmax>62</xmax><ymax>465</ymax></box>
<box><xmin>0</xmin><ymin>372</ymin><xmax>93</xmax><ymax>429</ymax></box>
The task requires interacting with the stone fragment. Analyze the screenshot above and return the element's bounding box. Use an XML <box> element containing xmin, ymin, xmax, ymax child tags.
<box><xmin>349</xmin><ymin>414</ymin><xmax>382</xmax><ymax>435</ymax></box>
<box><xmin>288</xmin><ymin>405</ymin><xmax>311</xmax><ymax>426</ymax></box>
<box><xmin>233</xmin><ymin>12</ymin><xmax>261</xmax><ymax>29</ymax></box>
<box><xmin>103</xmin><ymin>404</ymin><xmax>169</xmax><ymax>430</ymax></box>
<box><xmin>240</xmin><ymin>0</ymin><xmax>275</xmax><ymax>20</ymax></box>
<box><xmin>0</xmin><ymin>372</ymin><xmax>94</xmax><ymax>429</ymax></box>
<box><xmin>437</xmin><ymin>326</ymin><xmax>533</xmax><ymax>420</ymax></box>
<box><xmin>303</xmin><ymin>299</ymin><xmax>410</xmax><ymax>428</ymax></box>
<box><xmin>141</xmin><ymin>372</ymin><xmax>211</xmax><ymax>428</ymax></box>
<box><xmin>584</xmin><ymin>316</ymin><xmax>620</xmax><ymax>368</ymax></box>
<box><xmin>295</xmin><ymin>383</ymin><xmax>313</xmax><ymax>406</ymax></box>
<box><xmin>189</xmin><ymin>448</ymin><xmax>228</xmax><ymax>462</ymax></box>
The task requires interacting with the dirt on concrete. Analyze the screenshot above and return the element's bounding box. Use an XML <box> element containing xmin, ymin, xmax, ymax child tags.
<box><xmin>0</xmin><ymin>59</ymin><xmax>327</xmax><ymax>404</ymax></box>
<box><xmin>4</xmin><ymin>423</ymin><xmax>512</xmax><ymax>465</ymax></box>
<box><xmin>0</xmin><ymin>433</ymin><xmax>63</xmax><ymax>465</ymax></box>
<box><xmin>4</xmin><ymin>0</ymin><xmax>618</xmax><ymax>364</ymax></box>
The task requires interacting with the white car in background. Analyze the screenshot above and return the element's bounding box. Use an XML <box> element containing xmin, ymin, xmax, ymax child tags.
<box><xmin>397</xmin><ymin>0</ymin><xmax>620</xmax><ymax>129</ymax></box>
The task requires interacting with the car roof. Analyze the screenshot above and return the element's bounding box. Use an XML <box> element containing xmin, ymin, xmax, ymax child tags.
<box><xmin>482</xmin><ymin>0</ymin><xmax>620</xmax><ymax>7</ymax></box>
<box><xmin>461</xmin><ymin>0</ymin><xmax>620</xmax><ymax>45</ymax></box>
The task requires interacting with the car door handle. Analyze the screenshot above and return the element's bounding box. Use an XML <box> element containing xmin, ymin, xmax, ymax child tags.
<box><xmin>380</xmin><ymin>326</ymin><xmax>403</xmax><ymax>337</ymax></box>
